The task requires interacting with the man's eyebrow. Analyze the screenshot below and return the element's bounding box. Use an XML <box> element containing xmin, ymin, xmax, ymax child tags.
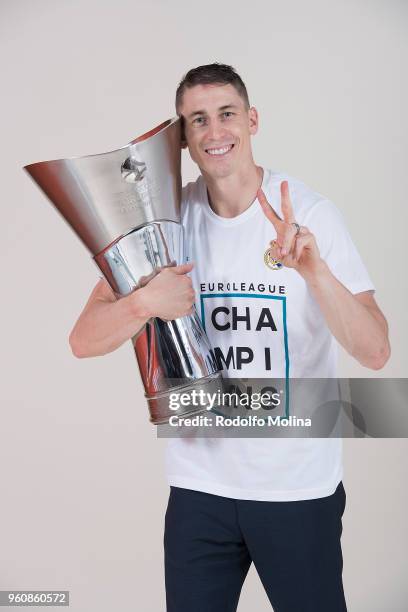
<box><xmin>218</xmin><ymin>104</ymin><xmax>238</xmax><ymax>111</ymax></box>
<box><xmin>187</xmin><ymin>110</ymin><xmax>206</xmax><ymax>119</ymax></box>
<box><xmin>187</xmin><ymin>104</ymin><xmax>239</xmax><ymax>119</ymax></box>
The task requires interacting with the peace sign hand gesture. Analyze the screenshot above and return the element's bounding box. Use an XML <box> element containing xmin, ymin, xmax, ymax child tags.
<box><xmin>257</xmin><ymin>181</ymin><xmax>323</xmax><ymax>279</ymax></box>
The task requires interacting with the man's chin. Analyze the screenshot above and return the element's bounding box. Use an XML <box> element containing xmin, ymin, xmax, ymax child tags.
<box><xmin>200</xmin><ymin>162</ymin><xmax>234</xmax><ymax>180</ymax></box>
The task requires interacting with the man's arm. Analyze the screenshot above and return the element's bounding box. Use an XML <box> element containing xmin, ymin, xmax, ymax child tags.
<box><xmin>69</xmin><ymin>262</ymin><xmax>195</xmax><ymax>358</ymax></box>
<box><xmin>257</xmin><ymin>183</ymin><xmax>391</xmax><ymax>370</ymax></box>
<box><xmin>301</xmin><ymin>263</ymin><xmax>390</xmax><ymax>369</ymax></box>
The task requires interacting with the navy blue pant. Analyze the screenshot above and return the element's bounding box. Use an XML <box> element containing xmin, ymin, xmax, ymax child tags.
<box><xmin>164</xmin><ymin>482</ymin><xmax>347</xmax><ymax>611</ymax></box>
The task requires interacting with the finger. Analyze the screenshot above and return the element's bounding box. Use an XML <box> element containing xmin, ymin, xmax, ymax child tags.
<box><xmin>257</xmin><ymin>188</ymin><xmax>283</xmax><ymax>231</ymax></box>
<box><xmin>280</xmin><ymin>225</ymin><xmax>308</xmax><ymax>257</ymax></box>
<box><xmin>298</xmin><ymin>226</ymin><xmax>309</xmax><ymax>236</ymax></box>
<box><xmin>280</xmin><ymin>225</ymin><xmax>297</xmax><ymax>257</ymax></box>
<box><xmin>281</xmin><ymin>181</ymin><xmax>296</xmax><ymax>224</ymax></box>
<box><xmin>172</xmin><ymin>262</ymin><xmax>195</xmax><ymax>274</ymax></box>
<box><xmin>294</xmin><ymin>234</ymin><xmax>313</xmax><ymax>262</ymax></box>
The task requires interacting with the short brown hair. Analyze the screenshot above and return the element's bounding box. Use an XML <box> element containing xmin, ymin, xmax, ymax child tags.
<box><xmin>175</xmin><ymin>63</ymin><xmax>250</xmax><ymax>114</ymax></box>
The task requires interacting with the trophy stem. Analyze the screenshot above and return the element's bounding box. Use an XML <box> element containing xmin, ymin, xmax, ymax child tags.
<box><xmin>94</xmin><ymin>222</ymin><xmax>221</xmax><ymax>423</ymax></box>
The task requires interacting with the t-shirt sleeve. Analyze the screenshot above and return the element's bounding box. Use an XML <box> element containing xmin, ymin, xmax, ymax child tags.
<box><xmin>304</xmin><ymin>199</ymin><xmax>375</xmax><ymax>295</ymax></box>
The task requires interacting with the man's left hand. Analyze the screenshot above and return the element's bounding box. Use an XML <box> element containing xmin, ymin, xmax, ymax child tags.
<box><xmin>257</xmin><ymin>181</ymin><xmax>323</xmax><ymax>279</ymax></box>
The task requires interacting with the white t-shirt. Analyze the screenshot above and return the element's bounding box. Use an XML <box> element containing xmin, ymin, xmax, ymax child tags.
<box><xmin>164</xmin><ymin>168</ymin><xmax>375</xmax><ymax>501</ymax></box>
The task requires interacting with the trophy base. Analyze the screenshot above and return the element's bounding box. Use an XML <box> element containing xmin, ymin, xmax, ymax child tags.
<box><xmin>146</xmin><ymin>373</ymin><xmax>224</xmax><ymax>425</ymax></box>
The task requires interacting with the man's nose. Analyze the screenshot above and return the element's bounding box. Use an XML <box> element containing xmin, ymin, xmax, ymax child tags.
<box><xmin>206</xmin><ymin>119</ymin><xmax>226</xmax><ymax>142</ymax></box>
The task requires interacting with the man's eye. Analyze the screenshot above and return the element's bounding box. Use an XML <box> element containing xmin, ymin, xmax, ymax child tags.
<box><xmin>192</xmin><ymin>116</ymin><xmax>206</xmax><ymax>126</ymax></box>
<box><xmin>222</xmin><ymin>111</ymin><xmax>234</xmax><ymax>119</ymax></box>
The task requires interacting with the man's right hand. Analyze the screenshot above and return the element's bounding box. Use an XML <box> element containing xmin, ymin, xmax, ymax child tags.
<box><xmin>137</xmin><ymin>261</ymin><xmax>196</xmax><ymax>321</ymax></box>
<box><xmin>69</xmin><ymin>261</ymin><xmax>196</xmax><ymax>358</ymax></box>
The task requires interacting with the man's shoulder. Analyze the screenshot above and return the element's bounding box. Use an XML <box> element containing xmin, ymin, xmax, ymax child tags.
<box><xmin>180</xmin><ymin>175</ymin><xmax>207</xmax><ymax>224</ymax></box>
<box><xmin>181</xmin><ymin>175</ymin><xmax>204</xmax><ymax>206</ymax></box>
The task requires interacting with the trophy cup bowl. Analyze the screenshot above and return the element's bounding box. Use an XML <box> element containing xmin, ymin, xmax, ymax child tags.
<box><xmin>24</xmin><ymin>117</ymin><xmax>222</xmax><ymax>424</ymax></box>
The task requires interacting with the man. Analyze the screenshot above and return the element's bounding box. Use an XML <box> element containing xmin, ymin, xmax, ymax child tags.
<box><xmin>69</xmin><ymin>64</ymin><xmax>390</xmax><ymax>611</ymax></box>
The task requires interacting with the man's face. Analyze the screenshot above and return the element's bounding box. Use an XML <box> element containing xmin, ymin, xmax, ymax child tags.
<box><xmin>178</xmin><ymin>83</ymin><xmax>258</xmax><ymax>180</ymax></box>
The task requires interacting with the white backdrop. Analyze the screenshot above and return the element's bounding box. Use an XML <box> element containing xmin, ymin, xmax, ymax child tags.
<box><xmin>1</xmin><ymin>0</ymin><xmax>407</xmax><ymax>610</ymax></box>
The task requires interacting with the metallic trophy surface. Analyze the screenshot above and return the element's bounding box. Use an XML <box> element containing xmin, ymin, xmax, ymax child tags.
<box><xmin>24</xmin><ymin>117</ymin><xmax>221</xmax><ymax>424</ymax></box>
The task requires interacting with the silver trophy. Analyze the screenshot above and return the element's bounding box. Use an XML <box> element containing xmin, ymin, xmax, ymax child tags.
<box><xmin>24</xmin><ymin>117</ymin><xmax>221</xmax><ymax>424</ymax></box>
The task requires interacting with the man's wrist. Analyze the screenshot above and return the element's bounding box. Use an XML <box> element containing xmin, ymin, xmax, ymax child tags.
<box><xmin>298</xmin><ymin>258</ymin><xmax>330</xmax><ymax>287</ymax></box>
<box><xmin>130</xmin><ymin>287</ymin><xmax>152</xmax><ymax>320</ymax></box>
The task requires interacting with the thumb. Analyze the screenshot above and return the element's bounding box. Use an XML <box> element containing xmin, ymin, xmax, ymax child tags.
<box><xmin>172</xmin><ymin>261</ymin><xmax>195</xmax><ymax>274</ymax></box>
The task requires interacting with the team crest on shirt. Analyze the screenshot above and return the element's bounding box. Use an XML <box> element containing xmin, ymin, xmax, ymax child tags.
<box><xmin>264</xmin><ymin>247</ymin><xmax>283</xmax><ymax>270</ymax></box>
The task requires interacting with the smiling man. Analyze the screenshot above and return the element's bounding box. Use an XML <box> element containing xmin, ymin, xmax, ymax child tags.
<box><xmin>69</xmin><ymin>63</ymin><xmax>390</xmax><ymax>611</ymax></box>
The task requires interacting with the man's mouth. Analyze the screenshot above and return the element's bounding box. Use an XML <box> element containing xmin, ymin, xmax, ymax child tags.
<box><xmin>205</xmin><ymin>144</ymin><xmax>235</xmax><ymax>156</ymax></box>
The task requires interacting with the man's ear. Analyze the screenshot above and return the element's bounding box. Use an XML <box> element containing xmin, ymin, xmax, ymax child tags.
<box><xmin>249</xmin><ymin>106</ymin><xmax>259</xmax><ymax>136</ymax></box>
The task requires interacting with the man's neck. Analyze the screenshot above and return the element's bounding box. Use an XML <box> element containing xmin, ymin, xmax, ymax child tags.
<box><xmin>203</xmin><ymin>164</ymin><xmax>263</xmax><ymax>219</ymax></box>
